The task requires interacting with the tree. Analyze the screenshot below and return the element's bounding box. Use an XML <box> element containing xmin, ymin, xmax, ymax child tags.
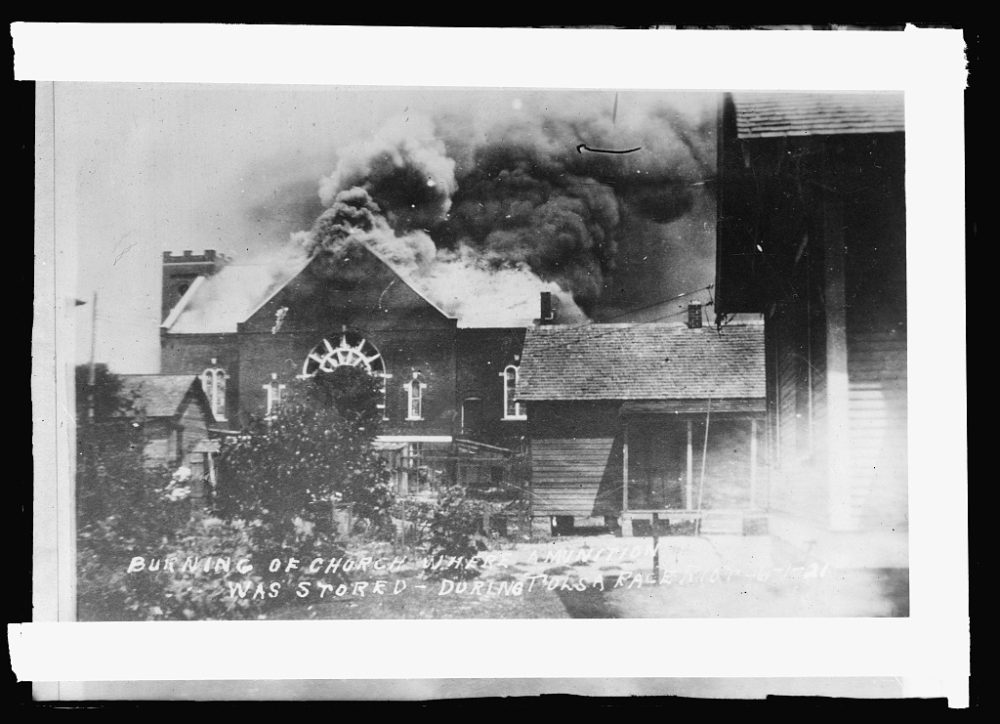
<box><xmin>74</xmin><ymin>365</ymin><xmax>195</xmax><ymax>620</ymax></box>
<box><xmin>74</xmin><ymin>364</ymin><xmax>181</xmax><ymax>534</ymax></box>
<box><xmin>216</xmin><ymin>366</ymin><xmax>394</xmax><ymax>545</ymax></box>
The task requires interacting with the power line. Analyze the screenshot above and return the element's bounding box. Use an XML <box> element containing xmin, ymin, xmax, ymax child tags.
<box><xmin>522</xmin><ymin>284</ymin><xmax>718</xmax><ymax>353</ymax></box>
<box><xmin>597</xmin><ymin>284</ymin><xmax>714</xmax><ymax>323</ymax></box>
<box><xmin>522</xmin><ymin>283</ymin><xmax>714</xmax><ymax>343</ymax></box>
<box><xmin>525</xmin><ymin>299</ymin><xmax>718</xmax><ymax>354</ymax></box>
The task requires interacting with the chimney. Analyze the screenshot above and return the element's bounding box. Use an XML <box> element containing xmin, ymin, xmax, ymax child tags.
<box><xmin>539</xmin><ymin>291</ymin><xmax>556</xmax><ymax>324</ymax></box>
<box><xmin>686</xmin><ymin>302</ymin><xmax>703</xmax><ymax>329</ymax></box>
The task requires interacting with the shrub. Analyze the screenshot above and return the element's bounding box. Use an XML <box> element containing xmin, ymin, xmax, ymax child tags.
<box><xmin>420</xmin><ymin>486</ymin><xmax>491</xmax><ymax>580</ymax></box>
<box><xmin>75</xmin><ymin>364</ymin><xmax>387</xmax><ymax>620</ymax></box>
<box><xmin>80</xmin><ymin>505</ymin><xmax>353</xmax><ymax>621</ymax></box>
<box><xmin>217</xmin><ymin>368</ymin><xmax>395</xmax><ymax>543</ymax></box>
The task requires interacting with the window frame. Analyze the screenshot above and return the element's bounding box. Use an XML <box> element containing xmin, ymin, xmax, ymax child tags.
<box><xmin>200</xmin><ymin>365</ymin><xmax>228</xmax><ymax>422</ymax></box>
<box><xmin>301</xmin><ymin>332</ymin><xmax>390</xmax><ymax>420</ymax></box>
<box><xmin>262</xmin><ymin>374</ymin><xmax>287</xmax><ymax>419</ymax></box>
<box><xmin>501</xmin><ymin>365</ymin><xmax>527</xmax><ymax>420</ymax></box>
<box><xmin>405</xmin><ymin>374</ymin><xmax>425</xmax><ymax>421</ymax></box>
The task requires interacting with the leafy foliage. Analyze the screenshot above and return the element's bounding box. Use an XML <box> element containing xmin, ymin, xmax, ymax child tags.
<box><xmin>75</xmin><ymin>363</ymin><xmax>130</xmax><ymax>420</ymax></box>
<box><xmin>216</xmin><ymin>367</ymin><xmax>395</xmax><ymax>544</ymax></box>
<box><xmin>73</xmin><ymin>364</ymin><xmax>438</xmax><ymax>620</ymax></box>
<box><xmin>420</xmin><ymin>486</ymin><xmax>490</xmax><ymax>580</ymax></box>
<box><xmin>75</xmin><ymin>365</ymin><xmax>207</xmax><ymax>619</ymax></box>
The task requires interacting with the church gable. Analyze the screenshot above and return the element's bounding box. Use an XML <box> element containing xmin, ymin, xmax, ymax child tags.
<box><xmin>240</xmin><ymin>244</ymin><xmax>456</xmax><ymax>335</ymax></box>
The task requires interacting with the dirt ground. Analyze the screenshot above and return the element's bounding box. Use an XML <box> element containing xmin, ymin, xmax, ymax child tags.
<box><xmin>271</xmin><ymin>533</ymin><xmax>908</xmax><ymax>619</ymax></box>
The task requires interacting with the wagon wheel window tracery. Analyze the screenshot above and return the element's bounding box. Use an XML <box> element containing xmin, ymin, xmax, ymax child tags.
<box><xmin>303</xmin><ymin>333</ymin><xmax>385</xmax><ymax>377</ymax></box>
<box><xmin>301</xmin><ymin>332</ymin><xmax>388</xmax><ymax>415</ymax></box>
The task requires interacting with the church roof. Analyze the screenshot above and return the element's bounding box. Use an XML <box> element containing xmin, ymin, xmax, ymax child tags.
<box><xmin>161</xmin><ymin>245</ymin><xmax>454</xmax><ymax>334</ymax></box>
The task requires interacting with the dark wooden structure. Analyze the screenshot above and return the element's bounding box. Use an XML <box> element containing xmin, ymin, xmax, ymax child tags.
<box><xmin>715</xmin><ymin>92</ymin><xmax>907</xmax><ymax>566</ymax></box>
<box><xmin>114</xmin><ymin>374</ymin><xmax>219</xmax><ymax>488</ymax></box>
<box><xmin>518</xmin><ymin>316</ymin><xmax>766</xmax><ymax>535</ymax></box>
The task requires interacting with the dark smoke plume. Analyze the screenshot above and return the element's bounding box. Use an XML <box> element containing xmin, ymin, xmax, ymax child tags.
<box><xmin>180</xmin><ymin>93</ymin><xmax>718</xmax><ymax>330</ymax></box>
<box><xmin>315</xmin><ymin>95</ymin><xmax>717</xmax><ymax>318</ymax></box>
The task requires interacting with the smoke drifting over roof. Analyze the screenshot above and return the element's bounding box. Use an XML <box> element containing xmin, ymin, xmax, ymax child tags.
<box><xmin>170</xmin><ymin>92</ymin><xmax>718</xmax><ymax>330</ymax></box>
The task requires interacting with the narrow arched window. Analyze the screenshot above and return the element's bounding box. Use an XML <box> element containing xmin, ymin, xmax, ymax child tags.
<box><xmin>200</xmin><ymin>361</ymin><xmax>227</xmax><ymax>421</ymax></box>
<box><xmin>406</xmin><ymin>373</ymin><xmax>424</xmax><ymax>421</ymax></box>
<box><xmin>502</xmin><ymin>365</ymin><xmax>526</xmax><ymax>420</ymax></box>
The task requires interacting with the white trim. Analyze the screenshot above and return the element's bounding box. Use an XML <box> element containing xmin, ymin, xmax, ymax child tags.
<box><xmin>405</xmin><ymin>376</ymin><xmax>425</xmax><ymax>421</ymax></box>
<box><xmin>160</xmin><ymin>275</ymin><xmax>206</xmax><ymax>329</ymax></box>
<box><xmin>376</xmin><ymin>435</ymin><xmax>453</xmax><ymax>444</ymax></box>
<box><xmin>201</xmin><ymin>366</ymin><xmax>228</xmax><ymax>422</ymax></box>
<box><xmin>501</xmin><ymin>364</ymin><xmax>527</xmax><ymax>420</ymax></box>
<box><xmin>262</xmin><ymin>378</ymin><xmax>286</xmax><ymax>417</ymax></box>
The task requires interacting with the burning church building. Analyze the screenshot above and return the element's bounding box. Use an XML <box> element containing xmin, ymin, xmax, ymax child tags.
<box><xmin>155</xmin><ymin>94</ymin><xmax>774</xmax><ymax>529</ymax></box>
<box><xmin>159</xmin><ymin>237</ymin><xmax>535</xmax><ymax>494</ymax></box>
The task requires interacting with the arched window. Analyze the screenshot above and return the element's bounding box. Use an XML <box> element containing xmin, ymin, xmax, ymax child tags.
<box><xmin>502</xmin><ymin>365</ymin><xmax>526</xmax><ymax>420</ymax></box>
<box><xmin>301</xmin><ymin>331</ymin><xmax>390</xmax><ymax>418</ymax></box>
<box><xmin>406</xmin><ymin>372</ymin><xmax>425</xmax><ymax>421</ymax></box>
<box><xmin>200</xmin><ymin>360</ymin><xmax>227</xmax><ymax>421</ymax></box>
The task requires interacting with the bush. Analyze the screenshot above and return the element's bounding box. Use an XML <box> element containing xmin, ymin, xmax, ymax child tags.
<box><xmin>79</xmin><ymin>514</ymin><xmax>260</xmax><ymax>621</ymax></box>
<box><xmin>217</xmin><ymin>368</ymin><xmax>395</xmax><ymax>543</ymax></box>
<box><xmin>80</xmin><ymin>501</ymin><xmax>353</xmax><ymax>621</ymax></box>
<box><xmin>132</xmin><ymin>517</ymin><xmax>349</xmax><ymax>621</ymax></box>
<box><xmin>419</xmin><ymin>486</ymin><xmax>491</xmax><ymax>580</ymax></box>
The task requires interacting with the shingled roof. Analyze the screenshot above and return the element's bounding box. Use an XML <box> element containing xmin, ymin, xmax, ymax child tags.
<box><xmin>116</xmin><ymin>374</ymin><xmax>208</xmax><ymax>418</ymax></box>
<box><xmin>518</xmin><ymin>322</ymin><xmax>764</xmax><ymax>401</ymax></box>
<box><xmin>732</xmin><ymin>91</ymin><xmax>904</xmax><ymax>139</ymax></box>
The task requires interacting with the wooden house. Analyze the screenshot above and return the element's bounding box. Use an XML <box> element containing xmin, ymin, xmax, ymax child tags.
<box><xmin>115</xmin><ymin>374</ymin><xmax>219</xmax><ymax>492</ymax></box>
<box><xmin>517</xmin><ymin>308</ymin><xmax>766</xmax><ymax>535</ymax></box>
<box><xmin>714</xmin><ymin>92</ymin><xmax>907</xmax><ymax>567</ymax></box>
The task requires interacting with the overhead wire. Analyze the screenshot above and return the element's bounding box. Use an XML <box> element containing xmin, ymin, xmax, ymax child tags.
<box><xmin>523</xmin><ymin>297</ymin><xmax>719</xmax><ymax>354</ymax></box>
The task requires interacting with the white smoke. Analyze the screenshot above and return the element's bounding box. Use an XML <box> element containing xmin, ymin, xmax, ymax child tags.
<box><xmin>167</xmin><ymin>243</ymin><xmax>309</xmax><ymax>333</ymax></box>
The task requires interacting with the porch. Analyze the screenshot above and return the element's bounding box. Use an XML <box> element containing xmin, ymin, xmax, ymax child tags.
<box><xmin>616</xmin><ymin>399</ymin><xmax>766</xmax><ymax>536</ymax></box>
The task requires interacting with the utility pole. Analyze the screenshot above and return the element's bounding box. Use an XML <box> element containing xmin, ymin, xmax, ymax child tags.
<box><xmin>87</xmin><ymin>291</ymin><xmax>97</xmax><ymax>420</ymax></box>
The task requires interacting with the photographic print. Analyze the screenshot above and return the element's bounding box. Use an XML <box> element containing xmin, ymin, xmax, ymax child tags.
<box><xmin>59</xmin><ymin>83</ymin><xmax>908</xmax><ymax>623</ymax></box>
<box><xmin>21</xmin><ymin>24</ymin><xmax>968</xmax><ymax>704</ymax></box>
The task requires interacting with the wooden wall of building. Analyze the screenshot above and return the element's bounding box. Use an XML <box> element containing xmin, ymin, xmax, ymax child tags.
<box><xmin>847</xmin><ymin>328</ymin><xmax>908</xmax><ymax>529</ymax></box>
<box><xmin>527</xmin><ymin>402</ymin><xmax>622</xmax><ymax>518</ymax></box>
<box><xmin>766</xmin><ymin>279</ymin><xmax>830</xmax><ymax>527</ymax></box>
<box><xmin>843</xmin><ymin>177</ymin><xmax>908</xmax><ymax>530</ymax></box>
<box><xmin>757</xmin><ymin>133</ymin><xmax>907</xmax><ymax>533</ymax></box>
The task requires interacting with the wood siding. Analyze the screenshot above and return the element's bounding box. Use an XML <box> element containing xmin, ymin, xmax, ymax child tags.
<box><xmin>768</xmin><ymin>299</ymin><xmax>829</xmax><ymax>525</ymax></box>
<box><xmin>847</xmin><ymin>328</ymin><xmax>908</xmax><ymax>529</ymax></box>
<box><xmin>528</xmin><ymin>402</ymin><xmax>764</xmax><ymax>517</ymax></box>
<box><xmin>527</xmin><ymin>402</ymin><xmax>622</xmax><ymax>517</ymax></box>
<box><xmin>177</xmin><ymin>392</ymin><xmax>212</xmax><ymax>470</ymax></box>
<box><xmin>530</xmin><ymin>437</ymin><xmax>621</xmax><ymax>516</ymax></box>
